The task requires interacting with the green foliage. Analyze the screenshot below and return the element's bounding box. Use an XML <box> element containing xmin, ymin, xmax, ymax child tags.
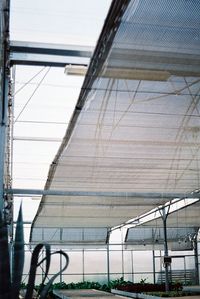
<box><xmin>23</xmin><ymin>280</ymin><xmax>200</xmax><ymax>298</ymax></box>
<box><xmin>171</xmin><ymin>280</ymin><xmax>183</xmax><ymax>292</ymax></box>
<box><xmin>72</xmin><ymin>281</ymin><xmax>101</xmax><ymax>290</ymax></box>
<box><xmin>20</xmin><ymin>282</ymin><xmax>27</xmax><ymax>289</ymax></box>
<box><xmin>52</xmin><ymin>281</ymin><xmax>68</xmax><ymax>290</ymax></box>
<box><xmin>0</xmin><ymin>205</ymin><xmax>69</xmax><ymax>299</ymax></box>
<box><xmin>0</xmin><ymin>205</ymin><xmax>24</xmax><ymax>299</ymax></box>
<box><xmin>139</xmin><ymin>277</ymin><xmax>148</xmax><ymax>285</ymax></box>
<box><xmin>51</xmin><ymin>281</ymin><xmax>103</xmax><ymax>290</ymax></box>
<box><xmin>0</xmin><ymin>210</ymin><xmax>11</xmax><ymax>299</ymax></box>
<box><xmin>46</xmin><ymin>277</ymin><xmax>131</xmax><ymax>292</ymax></box>
<box><xmin>108</xmin><ymin>277</ymin><xmax>131</xmax><ymax>289</ymax></box>
<box><xmin>12</xmin><ymin>205</ymin><xmax>24</xmax><ymax>299</ymax></box>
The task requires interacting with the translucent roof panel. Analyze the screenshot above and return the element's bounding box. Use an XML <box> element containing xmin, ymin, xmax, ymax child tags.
<box><xmin>125</xmin><ymin>226</ymin><xmax>198</xmax><ymax>251</ymax></box>
<box><xmin>126</xmin><ymin>227</ymin><xmax>198</xmax><ymax>244</ymax></box>
<box><xmin>36</xmin><ymin>75</ymin><xmax>200</xmax><ymax>194</ymax></box>
<box><xmin>32</xmin><ymin>195</ymin><xmax>161</xmax><ymax>229</ymax></box>
<box><xmin>142</xmin><ymin>200</ymin><xmax>200</xmax><ymax>228</ymax></box>
<box><xmin>31</xmin><ymin>0</ymin><xmax>200</xmax><ymax>243</ymax></box>
<box><xmin>31</xmin><ymin>227</ymin><xmax>108</xmax><ymax>245</ymax></box>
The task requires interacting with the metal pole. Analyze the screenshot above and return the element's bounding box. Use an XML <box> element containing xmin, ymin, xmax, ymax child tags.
<box><xmin>184</xmin><ymin>256</ymin><xmax>186</xmax><ymax>285</ymax></box>
<box><xmin>160</xmin><ymin>250</ymin><xmax>163</xmax><ymax>284</ymax></box>
<box><xmin>162</xmin><ymin>207</ymin><xmax>170</xmax><ymax>292</ymax></box>
<box><xmin>152</xmin><ymin>249</ymin><xmax>156</xmax><ymax>284</ymax></box>
<box><xmin>121</xmin><ymin>230</ymin><xmax>124</xmax><ymax>279</ymax></box>
<box><xmin>60</xmin><ymin>252</ymin><xmax>62</xmax><ymax>283</ymax></box>
<box><xmin>131</xmin><ymin>250</ymin><xmax>134</xmax><ymax>283</ymax></box>
<box><xmin>107</xmin><ymin>243</ymin><xmax>110</xmax><ymax>285</ymax></box>
<box><xmin>5</xmin><ymin>188</ymin><xmax>189</xmax><ymax>199</ymax></box>
<box><xmin>194</xmin><ymin>236</ymin><xmax>199</xmax><ymax>285</ymax></box>
<box><xmin>60</xmin><ymin>228</ymin><xmax>63</xmax><ymax>283</ymax></box>
<box><xmin>82</xmin><ymin>249</ymin><xmax>85</xmax><ymax>282</ymax></box>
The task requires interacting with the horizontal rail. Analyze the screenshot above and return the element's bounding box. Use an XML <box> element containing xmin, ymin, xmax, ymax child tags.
<box><xmin>5</xmin><ymin>188</ymin><xmax>194</xmax><ymax>198</ymax></box>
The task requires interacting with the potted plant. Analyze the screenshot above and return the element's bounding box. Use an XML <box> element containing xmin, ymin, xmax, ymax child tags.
<box><xmin>0</xmin><ymin>205</ymin><xmax>69</xmax><ymax>299</ymax></box>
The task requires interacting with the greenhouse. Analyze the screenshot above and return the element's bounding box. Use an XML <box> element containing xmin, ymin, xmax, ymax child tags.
<box><xmin>0</xmin><ymin>0</ymin><xmax>200</xmax><ymax>298</ymax></box>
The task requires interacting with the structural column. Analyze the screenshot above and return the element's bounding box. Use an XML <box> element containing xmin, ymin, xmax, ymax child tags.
<box><xmin>107</xmin><ymin>243</ymin><xmax>110</xmax><ymax>285</ymax></box>
<box><xmin>152</xmin><ymin>249</ymin><xmax>156</xmax><ymax>284</ymax></box>
<box><xmin>194</xmin><ymin>236</ymin><xmax>199</xmax><ymax>285</ymax></box>
<box><xmin>160</xmin><ymin>206</ymin><xmax>171</xmax><ymax>292</ymax></box>
<box><xmin>0</xmin><ymin>0</ymin><xmax>10</xmax><ymax>213</ymax></box>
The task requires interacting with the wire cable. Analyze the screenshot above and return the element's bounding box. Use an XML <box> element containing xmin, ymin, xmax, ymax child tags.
<box><xmin>14</xmin><ymin>67</ymin><xmax>51</xmax><ymax>123</ymax></box>
<box><xmin>14</xmin><ymin>66</ymin><xmax>46</xmax><ymax>95</ymax></box>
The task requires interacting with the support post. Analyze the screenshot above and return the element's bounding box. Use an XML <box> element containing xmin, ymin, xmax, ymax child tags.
<box><xmin>59</xmin><ymin>252</ymin><xmax>62</xmax><ymax>283</ymax></box>
<box><xmin>163</xmin><ymin>216</ymin><xmax>170</xmax><ymax>291</ymax></box>
<box><xmin>131</xmin><ymin>250</ymin><xmax>134</xmax><ymax>283</ymax></box>
<box><xmin>121</xmin><ymin>245</ymin><xmax>124</xmax><ymax>279</ymax></box>
<box><xmin>0</xmin><ymin>0</ymin><xmax>10</xmax><ymax>214</ymax></box>
<box><xmin>82</xmin><ymin>249</ymin><xmax>85</xmax><ymax>282</ymax></box>
<box><xmin>152</xmin><ymin>249</ymin><xmax>156</xmax><ymax>284</ymax></box>
<box><xmin>194</xmin><ymin>236</ymin><xmax>199</xmax><ymax>285</ymax></box>
<box><xmin>160</xmin><ymin>206</ymin><xmax>170</xmax><ymax>292</ymax></box>
<box><xmin>107</xmin><ymin>243</ymin><xmax>110</xmax><ymax>285</ymax></box>
<box><xmin>59</xmin><ymin>228</ymin><xmax>63</xmax><ymax>283</ymax></box>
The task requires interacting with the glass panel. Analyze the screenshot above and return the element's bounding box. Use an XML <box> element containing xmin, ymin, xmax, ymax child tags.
<box><xmin>134</xmin><ymin>273</ymin><xmax>151</xmax><ymax>284</ymax></box>
<box><xmin>123</xmin><ymin>250</ymin><xmax>133</xmax><ymax>274</ymax></box>
<box><xmin>124</xmin><ymin>273</ymin><xmax>133</xmax><ymax>282</ymax></box>
<box><xmin>63</xmin><ymin>251</ymin><xmax>83</xmax><ymax>274</ymax></box>
<box><xmin>109</xmin><ymin>274</ymin><xmax>123</xmax><ymax>281</ymax></box>
<box><xmin>84</xmin><ymin>274</ymin><xmax>108</xmax><ymax>284</ymax></box>
<box><xmin>48</xmin><ymin>252</ymin><xmax>61</xmax><ymax>274</ymax></box>
<box><xmin>23</xmin><ymin>250</ymin><xmax>32</xmax><ymax>274</ymax></box>
<box><xmin>84</xmin><ymin>250</ymin><xmax>107</xmax><ymax>274</ymax></box>
<box><xmin>185</xmin><ymin>256</ymin><xmax>195</xmax><ymax>269</ymax></box>
<box><xmin>62</xmin><ymin>274</ymin><xmax>83</xmax><ymax>284</ymax></box>
<box><xmin>133</xmin><ymin>251</ymin><xmax>153</xmax><ymax>273</ymax></box>
<box><xmin>109</xmin><ymin>251</ymin><xmax>122</xmax><ymax>274</ymax></box>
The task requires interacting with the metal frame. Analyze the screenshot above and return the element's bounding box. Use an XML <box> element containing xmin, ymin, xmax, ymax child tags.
<box><xmin>20</xmin><ymin>240</ymin><xmax>199</xmax><ymax>285</ymax></box>
<box><xmin>10</xmin><ymin>41</ymin><xmax>93</xmax><ymax>67</ymax></box>
<box><xmin>5</xmin><ymin>188</ymin><xmax>194</xmax><ymax>198</ymax></box>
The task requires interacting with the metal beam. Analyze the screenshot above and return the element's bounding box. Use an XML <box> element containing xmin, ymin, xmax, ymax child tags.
<box><xmin>10</xmin><ymin>53</ymin><xmax>90</xmax><ymax>67</ymax></box>
<box><xmin>5</xmin><ymin>188</ymin><xmax>194</xmax><ymax>198</ymax></box>
<box><xmin>13</xmin><ymin>136</ymin><xmax>62</xmax><ymax>142</ymax></box>
<box><xmin>10</xmin><ymin>41</ymin><xmax>93</xmax><ymax>57</ymax></box>
<box><xmin>10</xmin><ymin>41</ymin><xmax>93</xmax><ymax>67</ymax></box>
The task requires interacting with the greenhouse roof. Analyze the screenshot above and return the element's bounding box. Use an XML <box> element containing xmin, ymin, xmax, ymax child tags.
<box><xmin>29</xmin><ymin>0</ymin><xmax>200</xmax><ymax>244</ymax></box>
